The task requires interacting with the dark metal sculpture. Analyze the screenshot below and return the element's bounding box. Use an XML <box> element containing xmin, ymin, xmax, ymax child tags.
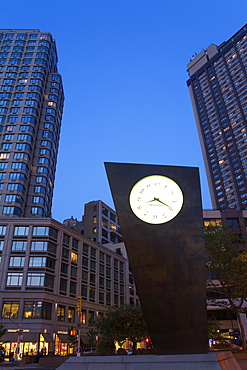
<box><xmin>105</xmin><ymin>162</ymin><xmax>208</xmax><ymax>355</ymax></box>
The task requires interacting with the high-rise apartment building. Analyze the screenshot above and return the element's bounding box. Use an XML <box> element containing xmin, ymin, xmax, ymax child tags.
<box><xmin>187</xmin><ymin>24</ymin><xmax>247</xmax><ymax>211</ymax></box>
<box><xmin>0</xmin><ymin>29</ymin><xmax>64</xmax><ymax>218</ymax></box>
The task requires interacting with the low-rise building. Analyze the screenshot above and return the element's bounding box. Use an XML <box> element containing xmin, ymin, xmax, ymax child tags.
<box><xmin>0</xmin><ymin>217</ymin><xmax>133</xmax><ymax>357</ymax></box>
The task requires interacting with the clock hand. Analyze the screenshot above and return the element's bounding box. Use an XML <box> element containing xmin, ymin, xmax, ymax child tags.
<box><xmin>146</xmin><ymin>198</ymin><xmax>156</xmax><ymax>203</ymax></box>
<box><xmin>154</xmin><ymin>198</ymin><xmax>173</xmax><ymax>211</ymax></box>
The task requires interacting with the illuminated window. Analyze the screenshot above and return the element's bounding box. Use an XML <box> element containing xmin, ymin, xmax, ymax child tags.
<box><xmin>2</xmin><ymin>301</ymin><xmax>19</xmax><ymax>318</ymax></box>
<box><xmin>204</xmin><ymin>219</ymin><xmax>222</xmax><ymax>226</ymax></box>
<box><xmin>110</xmin><ymin>223</ymin><xmax>117</xmax><ymax>231</ymax></box>
<box><xmin>68</xmin><ymin>307</ymin><xmax>75</xmax><ymax>323</ymax></box>
<box><xmin>71</xmin><ymin>252</ymin><xmax>78</xmax><ymax>263</ymax></box>
<box><xmin>57</xmin><ymin>305</ymin><xmax>65</xmax><ymax>321</ymax></box>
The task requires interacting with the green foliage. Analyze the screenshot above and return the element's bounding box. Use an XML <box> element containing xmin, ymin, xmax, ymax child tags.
<box><xmin>207</xmin><ymin>316</ymin><xmax>226</xmax><ymax>344</ymax></box>
<box><xmin>67</xmin><ymin>326</ymin><xmax>77</xmax><ymax>349</ymax></box>
<box><xmin>94</xmin><ymin>304</ymin><xmax>148</xmax><ymax>352</ymax></box>
<box><xmin>86</xmin><ymin>328</ymin><xmax>97</xmax><ymax>347</ymax></box>
<box><xmin>96</xmin><ymin>339</ymin><xmax>115</xmax><ymax>356</ymax></box>
<box><xmin>205</xmin><ymin>224</ymin><xmax>247</xmax><ymax>349</ymax></box>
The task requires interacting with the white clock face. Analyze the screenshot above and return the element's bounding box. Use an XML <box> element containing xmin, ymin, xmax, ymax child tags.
<box><xmin>129</xmin><ymin>175</ymin><xmax>183</xmax><ymax>224</ymax></box>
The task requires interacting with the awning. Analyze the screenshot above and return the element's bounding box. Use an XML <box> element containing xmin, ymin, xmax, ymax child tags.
<box><xmin>23</xmin><ymin>333</ymin><xmax>40</xmax><ymax>343</ymax></box>
<box><xmin>1</xmin><ymin>332</ymin><xmax>54</xmax><ymax>343</ymax></box>
<box><xmin>1</xmin><ymin>332</ymin><xmax>18</xmax><ymax>343</ymax></box>
<box><xmin>56</xmin><ymin>334</ymin><xmax>68</xmax><ymax>343</ymax></box>
<box><xmin>40</xmin><ymin>333</ymin><xmax>52</xmax><ymax>342</ymax></box>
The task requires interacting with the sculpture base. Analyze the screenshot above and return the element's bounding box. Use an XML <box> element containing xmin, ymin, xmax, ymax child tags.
<box><xmin>56</xmin><ymin>352</ymin><xmax>240</xmax><ymax>369</ymax></box>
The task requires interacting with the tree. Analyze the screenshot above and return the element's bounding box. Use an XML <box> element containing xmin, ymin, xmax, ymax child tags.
<box><xmin>205</xmin><ymin>224</ymin><xmax>247</xmax><ymax>349</ymax></box>
<box><xmin>207</xmin><ymin>316</ymin><xmax>226</xmax><ymax>346</ymax></box>
<box><xmin>67</xmin><ymin>326</ymin><xmax>77</xmax><ymax>352</ymax></box>
<box><xmin>94</xmin><ymin>304</ymin><xmax>149</xmax><ymax>353</ymax></box>
<box><xmin>86</xmin><ymin>328</ymin><xmax>97</xmax><ymax>348</ymax></box>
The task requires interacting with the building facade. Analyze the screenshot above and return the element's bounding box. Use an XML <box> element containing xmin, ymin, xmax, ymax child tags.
<box><xmin>187</xmin><ymin>24</ymin><xmax>247</xmax><ymax>211</ymax></box>
<box><xmin>63</xmin><ymin>200</ymin><xmax>123</xmax><ymax>245</ymax></box>
<box><xmin>0</xmin><ymin>29</ymin><xmax>64</xmax><ymax>218</ymax></box>
<box><xmin>0</xmin><ymin>217</ymin><xmax>136</xmax><ymax>358</ymax></box>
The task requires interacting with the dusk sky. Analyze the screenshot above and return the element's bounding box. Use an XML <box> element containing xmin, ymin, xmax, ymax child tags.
<box><xmin>1</xmin><ymin>1</ymin><xmax>247</xmax><ymax>222</ymax></box>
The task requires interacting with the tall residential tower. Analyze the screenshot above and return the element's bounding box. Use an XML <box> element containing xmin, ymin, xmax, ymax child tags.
<box><xmin>0</xmin><ymin>29</ymin><xmax>64</xmax><ymax>217</ymax></box>
<box><xmin>187</xmin><ymin>24</ymin><xmax>247</xmax><ymax>210</ymax></box>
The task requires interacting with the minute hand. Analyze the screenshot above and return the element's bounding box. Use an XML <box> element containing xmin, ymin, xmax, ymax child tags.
<box><xmin>154</xmin><ymin>197</ymin><xmax>173</xmax><ymax>211</ymax></box>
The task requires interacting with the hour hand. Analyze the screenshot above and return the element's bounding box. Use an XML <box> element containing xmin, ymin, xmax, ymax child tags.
<box><xmin>146</xmin><ymin>198</ymin><xmax>156</xmax><ymax>203</ymax></box>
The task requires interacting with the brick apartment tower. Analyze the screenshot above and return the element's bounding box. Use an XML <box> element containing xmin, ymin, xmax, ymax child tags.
<box><xmin>187</xmin><ymin>24</ymin><xmax>247</xmax><ymax>211</ymax></box>
<box><xmin>0</xmin><ymin>29</ymin><xmax>64</xmax><ymax>217</ymax></box>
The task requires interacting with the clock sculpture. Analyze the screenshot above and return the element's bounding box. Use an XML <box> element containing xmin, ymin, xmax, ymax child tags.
<box><xmin>105</xmin><ymin>162</ymin><xmax>208</xmax><ymax>355</ymax></box>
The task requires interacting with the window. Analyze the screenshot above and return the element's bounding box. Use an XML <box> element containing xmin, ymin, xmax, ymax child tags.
<box><xmin>57</xmin><ymin>305</ymin><xmax>65</xmax><ymax>321</ymax></box>
<box><xmin>31</xmin><ymin>241</ymin><xmax>56</xmax><ymax>253</ymax></box>
<box><xmin>0</xmin><ymin>153</ymin><xmax>10</xmax><ymax>159</ymax></box>
<box><xmin>37</xmin><ymin>167</ymin><xmax>48</xmax><ymax>174</ymax></box>
<box><xmin>33</xmin><ymin>196</ymin><xmax>45</xmax><ymax>204</ymax></box>
<box><xmin>14</xmin><ymin>226</ymin><xmax>29</xmax><ymax>236</ymax></box>
<box><xmin>14</xmin><ymin>152</ymin><xmax>29</xmax><ymax>160</ymax></box>
<box><xmin>19</xmin><ymin>125</ymin><xmax>34</xmax><ymax>133</ymax></box>
<box><xmin>60</xmin><ymin>278</ymin><xmax>67</xmax><ymax>293</ymax></box>
<box><xmin>2</xmin><ymin>302</ymin><xmax>19</xmax><ymax>318</ymax></box>
<box><xmin>3</xmin><ymin>206</ymin><xmax>20</xmax><ymax>215</ymax></box>
<box><xmin>9</xmin><ymin>173</ymin><xmax>26</xmax><ymax>181</ymax></box>
<box><xmin>4</xmin><ymin>134</ymin><xmax>14</xmax><ymax>140</ymax></box>
<box><xmin>29</xmin><ymin>256</ymin><xmax>46</xmax><ymax>267</ymax></box>
<box><xmin>23</xmin><ymin>301</ymin><xmax>52</xmax><ymax>320</ymax></box>
<box><xmin>71</xmin><ymin>252</ymin><xmax>78</xmax><ymax>263</ymax></box>
<box><xmin>71</xmin><ymin>266</ymin><xmax>77</xmax><ymax>278</ymax></box>
<box><xmin>0</xmin><ymin>162</ymin><xmax>8</xmax><ymax>169</ymax></box>
<box><xmin>15</xmin><ymin>143</ymin><xmax>31</xmax><ymax>150</ymax></box>
<box><xmin>11</xmin><ymin>162</ymin><xmax>27</xmax><ymax>170</ymax></box>
<box><xmin>227</xmin><ymin>218</ymin><xmax>239</xmax><ymax>227</ymax></box>
<box><xmin>40</xmin><ymin>148</ymin><xmax>51</xmax><ymax>156</ymax></box>
<box><xmin>0</xmin><ymin>172</ymin><xmax>6</xmax><ymax>179</ymax></box>
<box><xmin>23</xmin><ymin>107</ymin><xmax>37</xmax><ymax>115</ymax></box>
<box><xmin>32</xmin><ymin>226</ymin><xmax>48</xmax><ymax>236</ymax></box>
<box><xmin>41</xmin><ymin>140</ymin><xmax>52</xmax><ymax>147</ymax></box>
<box><xmin>12</xmin><ymin>241</ymin><xmax>26</xmax><ymax>251</ymax></box>
<box><xmin>6</xmin><ymin>272</ymin><xmax>23</xmax><ymax>286</ymax></box>
<box><xmin>70</xmin><ymin>281</ymin><xmax>76</xmax><ymax>296</ymax></box>
<box><xmin>23</xmin><ymin>301</ymin><xmax>42</xmax><ymax>319</ymax></box>
<box><xmin>61</xmin><ymin>263</ymin><xmax>68</xmax><ymax>274</ymax></box>
<box><xmin>68</xmin><ymin>307</ymin><xmax>75</xmax><ymax>323</ymax></box>
<box><xmin>0</xmin><ymin>226</ymin><xmax>6</xmax><ymax>235</ymax></box>
<box><xmin>36</xmin><ymin>176</ymin><xmax>47</xmax><ymax>184</ymax></box>
<box><xmin>42</xmin><ymin>131</ymin><xmax>53</xmax><ymax>139</ymax></box>
<box><xmin>34</xmin><ymin>186</ymin><xmax>46</xmax><ymax>194</ymax></box>
<box><xmin>27</xmin><ymin>273</ymin><xmax>44</xmax><ymax>286</ymax></box>
<box><xmin>21</xmin><ymin>116</ymin><xmax>36</xmax><ymax>124</ymax></box>
<box><xmin>9</xmin><ymin>256</ymin><xmax>25</xmax><ymax>267</ymax></box>
<box><xmin>25</xmin><ymin>100</ymin><xmax>39</xmax><ymax>106</ymax></box>
<box><xmin>39</xmin><ymin>157</ymin><xmax>49</xmax><ymax>165</ymax></box>
<box><xmin>7</xmin><ymin>183</ymin><xmax>24</xmax><ymax>191</ymax></box>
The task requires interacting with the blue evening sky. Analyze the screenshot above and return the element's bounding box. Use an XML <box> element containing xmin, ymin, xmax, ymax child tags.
<box><xmin>1</xmin><ymin>1</ymin><xmax>247</xmax><ymax>222</ymax></box>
